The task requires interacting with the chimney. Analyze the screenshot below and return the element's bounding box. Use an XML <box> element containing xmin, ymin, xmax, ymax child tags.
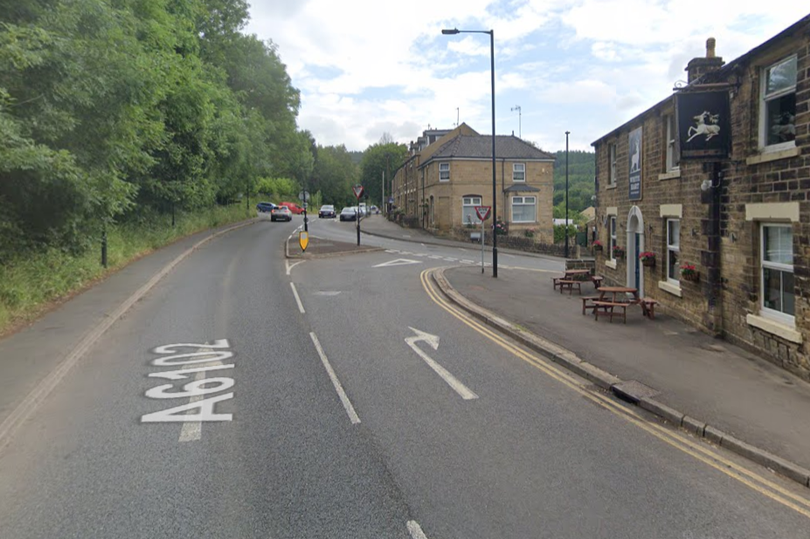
<box><xmin>686</xmin><ymin>37</ymin><xmax>724</xmax><ymax>84</ymax></box>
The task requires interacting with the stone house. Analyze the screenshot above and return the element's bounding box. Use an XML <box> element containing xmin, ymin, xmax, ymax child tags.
<box><xmin>591</xmin><ymin>15</ymin><xmax>809</xmax><ymax>380</ymax></box>
<box><xmin>393</xmin><ymin>124</ymin><xmax>556</xmax><ymax>243</ymax></box>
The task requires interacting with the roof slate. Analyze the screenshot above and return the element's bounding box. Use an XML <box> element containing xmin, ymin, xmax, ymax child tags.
<box><xmin>424</xmin><ymin>135</ymin><xmax>555</xmax><ymax>164</ymax></box>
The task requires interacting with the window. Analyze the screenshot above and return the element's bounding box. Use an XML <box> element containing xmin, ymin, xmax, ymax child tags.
<box><xmin>609</xmin><ymin>216</ymin><xmax>617</xmax><ymax>259</ymax></box>
<box><xmin>666</xmin><ymin>219</ymin><xmax>680</xmax><ymax>283</ymax></box>
<box><xmin>512</xmin><ymin>163</ymin><xmax>525</xmax><ymax>182</ymax></box>
<box><xmin>761</xmin><ymin>224</ymin><xmax>794</xmax><ymax>323</ymax></box>
<box><xmin>462</xmin><ymin>196</ymin><xmax>482</xmax><ymax>225</ymax></box>
<box><xmin>665</xmin><ymin>115</ymin><xmax>679</xmax><ymax>172</ymax></box>
<box><xmin>511</xmin><ymin>196</ymin><xmax>536</xmax><ymax>223</ymax></box>
<box><xmin>760</xmin><ymin>55</ymin><xmax>797</xmax><ymax>149</ymax></box>
<box><xmin>608</xmin><ymin>144</ymin><xmax>617</xmax><ymax>186</ymax></box>
<box><xmin>439</xmin><ymin>162</ymin><xmax>450</xmax><ymax>181</ymax></box>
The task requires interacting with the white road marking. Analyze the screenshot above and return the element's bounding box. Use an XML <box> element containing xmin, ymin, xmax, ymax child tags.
<box><xmin>178</xmin><ymin>368</ymin><xmax>207</xmax><ymax>442</ymax></box>
<box><xmin>443</xmin><ymin>257</ymin><xmax>458</xmax><ymax>262</ymax></box>
<box><xmin>313</xmin><ymin>291</ymin><xmax>342</xmax><ymax>296</ymax></box>
<box><xmin>286</xmin><ymin>259</ymin><xmax>304</xmax><ymax>275</ymax></box>
<box><xmin>310</xmin><ymin>333</ymin><xmax>361</xmax><ymax>424</ymax></box>
<box><xmin>407</xmin><ymin>521</ymin><xmax>429</xmax><ymax>539</ymax></box>
<box><xmin>405</xmin><ymin>327</ymin><xmax>478</xmax><ymax>400</ymax></box>
<box><xmin>373</xmin><ymin>258</ymin><xmax>421</xmax><ymax>268</ymax></box>
<box><xmin>428</xmin><ymin>255</ymin><xmax>443</xmax><ymax>259</ymax></box>
<box><xmin>385</xmin><ymin>249</ymin><xmax>401</xmax><ymax>253</ymax></box>
<box><xmin>460</xmin><ymin>259</ymin><xmax>476</xmax><ymax>265</ymax></box>
<box><xmin>290</xmin><ymin>282</ymin><xmax>305</xmax><ymax>313</ymax></box>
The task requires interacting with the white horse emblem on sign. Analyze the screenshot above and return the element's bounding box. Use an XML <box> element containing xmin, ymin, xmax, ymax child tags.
<box><xmin>686</xmin><ymin>110</ymin><xmax>721</xmax><ymax>142</ymax></box>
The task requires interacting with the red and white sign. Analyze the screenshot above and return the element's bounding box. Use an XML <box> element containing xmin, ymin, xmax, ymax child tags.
<box><xmin>474</xmin><ymin>205</ymin><xmax>491</xmax><ymax>222</ymax></box>
<box><xmin>352</xmin><ymin>184</ymin><xmax>365</xmax><ymax>200</ymax></box>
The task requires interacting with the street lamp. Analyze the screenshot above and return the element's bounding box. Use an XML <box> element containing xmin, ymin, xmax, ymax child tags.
<box><xmin>564</xmin><ymin>130</ymin><xmax>570</xmax><ymax>258</ymax></box>
<box><xmin>442</xmin><ymin>27</ymin><xmax>498</xmax><ymax>277</ymax></box>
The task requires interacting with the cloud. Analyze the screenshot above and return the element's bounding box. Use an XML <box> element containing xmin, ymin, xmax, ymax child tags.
<box><xmin>244</xmin><ymin>0</ymin><xmax>810</xmax><ymax>152</ymax></box>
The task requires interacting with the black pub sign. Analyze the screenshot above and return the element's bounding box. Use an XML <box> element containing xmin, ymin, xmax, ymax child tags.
<box><xmin>676</xmin><ymin>90</ymin><xmax>731</xmax><ymax>160</ymax></box>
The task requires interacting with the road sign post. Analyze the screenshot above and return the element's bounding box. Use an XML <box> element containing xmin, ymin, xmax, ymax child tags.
<box><xmin>352</xmin><ymin>184</ymin><xmax>364</xmax><ymax>246</ymax></box>
<box><xmin>299</xmin><ymin>190</ymin><xmax>310</xmax><ymax>232</ymax></box>
<box><xmin>474</xmin><ymin>206</ymin><xmax>491</xmax><ymax>274</ymax></box>
<box><xmin>299</xmin><ymin>231</ymin><xmax>309</xmax><ymax>253</ymax></box>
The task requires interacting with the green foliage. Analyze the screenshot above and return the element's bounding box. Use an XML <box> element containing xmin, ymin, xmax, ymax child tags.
<box><xmin>254</xmin><ymin>177</ymin><xmax>299</xmax><ymax>200</ymax></box>
<box><xmin>553</xmin><ymin>224</ymin><xmax>578</xmax><ymax>244</ymax></box>
<box><xmin>312</xmin><ymin>144</ymin><xmax>359</xmax><ymax>208</ymax></box>
<box><xmin>553</xmin><ymin>150</ymin><xmax>595</xmax><ymax>217</ymax></box>
<box><xmin>0</xmin><ymin>204</ymin><xmax>246</xmax><ymax>334</ymax></box>
<box><xmin>360</xmin><ymin>141</ymin><xmax>408</xmax><ymax>206</ymax></box>
<box><xmin>0</xmin><ymin>0</ymin><xmax>304</xmax><ymax>261</ymax></box>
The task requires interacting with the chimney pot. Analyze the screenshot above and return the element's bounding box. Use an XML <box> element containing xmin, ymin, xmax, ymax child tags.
<box><xmin>706</xmin><ymin>37</ymin><xmax>716</xmax><ymax>58</ymax></box>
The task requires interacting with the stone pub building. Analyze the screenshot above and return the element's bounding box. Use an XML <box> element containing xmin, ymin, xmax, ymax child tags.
<box><xmin>591</xmin><ymin>15</ymin><xmax>810</xmax><ymax>380</ymax></box>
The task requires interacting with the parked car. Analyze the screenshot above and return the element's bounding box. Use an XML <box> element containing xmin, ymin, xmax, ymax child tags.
<box><xmin>279</xmin><ymin>202</ymin><xmax>305</xmax><ymax>214</ymax></box>
<box><xmin>339</xmin><ymin>207</ymin><xmax>357</xmax><ymax>221</ymax></box>
<box><xmin>270</xmin><ymin>206</ymin><xmax>293</xmax><ymax>222</ymax></box>
<box><xmin>318</xmin><ymin>204</ymin><xmax>336</xmax><ymax>218</ymax></box>
<box><xmin>256</xmin><ymin>201</ymin><xmax>277</xmax><ymax>213</ymax></box>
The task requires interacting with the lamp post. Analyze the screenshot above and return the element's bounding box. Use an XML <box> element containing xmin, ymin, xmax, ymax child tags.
<box><xmin>443</xmin><ymin>27</ymin><xmax>498</xmax><ymax>277</ymax></box>
<box><xmin>564</xmin><ymin>130</ymin><xmax>570</xmax><ymax>259</ymax></box>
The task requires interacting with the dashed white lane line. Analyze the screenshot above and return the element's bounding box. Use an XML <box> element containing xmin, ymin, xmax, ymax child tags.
<box><xmin>290</xmin><ymin>282</ymin><xmax>305</xmax><ymax>313</ymax></box>
<box><xmin>310</xmin><ymin>332</ymin><xmax>361</xmax><ymax>425</ymax></box>
<box><xmin>407</xmin><ymin>520</ymin><xmax>429</xmax><ymax>539</ymax></box>
<box><xmin>178</xmin><ymin>347</ymin><xmax>225</xmax><ymax>442</ymax></box>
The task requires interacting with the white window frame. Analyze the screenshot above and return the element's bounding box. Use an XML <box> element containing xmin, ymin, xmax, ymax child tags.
<box><xmin>512</xmin><ymin>163</ymin><xmax>525</xmax><ymax>182</ymax></box>
<box><xmin>511</xmin><ymin>196</ymin><xmax>536</xmax><ymax>223</ymax></box>
<box><xmin>665</xmin><ymin>115</ymin><xmax>679</xmax><ymax>172</ymax></box>
<box><xmin>609</xmin><ymin>216</ymin><xmax>617</xmax><ymax>259</ymax></box>
<box><xmin>759</xmin><ymin>55</ymin><xmax>797</xmax><ymax>152</ymax></box>
<box><xmin>666</xmin><ymin>218</ymin><xmax>680</xmax><ymax>285</ymax></box>
<box><xmin>760</xmin><ymin>223</ymin><xmax>794</xmax><ymax>325</ymax></box>
<box><xmin>608</xmin><ymin>143</ymin><xmax>617</xmax><ymax>186</ymax></box>
<box><xmin>462</xmin><ymin>196</ymin><xmax>482</xmax><ymax>226</ymax></box>
<box><xmin>439</xmin><ymin>162</ymin><xmax>450</xmax><ymax>182</ymax></box>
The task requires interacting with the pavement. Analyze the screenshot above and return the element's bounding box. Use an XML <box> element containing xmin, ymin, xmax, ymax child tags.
<box><xmin>359</xmin><ymin>214</ymin><xmax>810</xmax><ymax>489</ymax></box>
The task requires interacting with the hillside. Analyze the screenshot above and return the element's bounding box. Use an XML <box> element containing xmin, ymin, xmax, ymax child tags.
<box><xmin>552</xmin><ymin>150</ymin><xmax>595</xmax><ymax>218</ymax></box>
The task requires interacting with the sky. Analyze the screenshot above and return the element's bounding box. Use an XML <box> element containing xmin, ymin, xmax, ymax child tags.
<box><xmin>245</xmin><ymin>1</ymin><xmax>809</xmax><ymax>153</ymax></box>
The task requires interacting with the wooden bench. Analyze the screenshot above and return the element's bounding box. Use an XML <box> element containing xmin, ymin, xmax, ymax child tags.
<box><xmin>640</xmin><ymin>297</ymin><xmax>658</xmax><ymax>319</ymax></box>
<box><xmin>558</xmin><ymin>280</ymin><xmax>581</xmax><ymax>295</ymax></box>
<box><xmin>590</xmin><ymin>275</ymin><xmax>604</xmax><ymax>288</ymax></box>
<box><xmin>592</xmin><ymin>301</ymin><xmax>628</xmax><ymax>323</ymax></box>
<box><xmin>581</xmin><ymin>295</ymin><xmax>601</xmax><ymax>315</ymax></box>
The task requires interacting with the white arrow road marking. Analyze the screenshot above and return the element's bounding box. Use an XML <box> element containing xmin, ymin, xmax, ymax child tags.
<box><xmin>310</xmin><ymin>333</ymin><xmax>361</xmax><ymax>424</ymax></box>
<box><xmin>286</xmin><ymin>259</ymin><xmax>304</xmax><ymax>275</ymax></box>
<box><xmin>373</xmin><ymin>259</ymin><xmax>421</xmax><ymax>268</ymax></box>
<box><xmin>405</xmin><ymin>327</ymin><xmax>478</xmax><ymax>400</ymax></box>
<box><xmin>290</xmin><ymin>282</ymin><xmax>305</xmax><ymax>313</ymax></box>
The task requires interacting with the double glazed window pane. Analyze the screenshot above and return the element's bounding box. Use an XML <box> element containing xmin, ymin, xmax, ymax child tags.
<box><xmin>764</xmin><ymin>56</ymin><xmax>797</xmax><ymax>146</ymax></box>
<box><xmin>763</xmin><ymin>226</ymin><xmax>792</xmax><ymax>265</ymax></box>
<box><xmin>765</xmin><ymin>56</ymin><xmax>797</xmax><ymax>95</ymax></box>
<box><xmin>763</xmin><ymin>268</ymin><xmax>795</xmax><ymax>315</ymax></box>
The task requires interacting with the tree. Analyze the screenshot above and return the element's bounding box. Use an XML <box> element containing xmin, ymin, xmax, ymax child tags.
<box><xmin>312</xmin><ymin>145</ymin><xmax>359</xmax><ymax>208</ymax></box>
<box><xmin>360</xmin><ymin>142</ymin><xmax>408</xmax><ymax>207</ymax></box>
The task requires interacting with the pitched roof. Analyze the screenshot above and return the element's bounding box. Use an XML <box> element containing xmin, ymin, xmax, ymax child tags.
<box><xmin>421</xmin><ymin>135</ymin><xmax>555</xmax><ymax>166</ymax></box>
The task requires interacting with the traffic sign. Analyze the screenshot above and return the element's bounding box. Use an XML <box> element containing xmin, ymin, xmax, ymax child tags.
<box><xmin>298</xmin><ymin>190</ymin><xmax>309</xmax><ymax>202</ymax></box>
<box><xmin>299</xmin><ymin>231</ymin><xmax>309</xmax><ymax>252</ymax></box>
<box><xmin>474</xmin><ymin>205</ymin><xmax>491</xmax><ymax>221</ymax></box>
<box><xmin>352</xmin><ymin>184</ymin><xmax>365</xmax><ymax>200</ymax></box>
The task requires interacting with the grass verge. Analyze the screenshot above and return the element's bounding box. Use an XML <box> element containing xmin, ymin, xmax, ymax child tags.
<box><xmin>0</xmin><ymin>205</ymin><xmax>250</xmax><ymax>337</ymax></box>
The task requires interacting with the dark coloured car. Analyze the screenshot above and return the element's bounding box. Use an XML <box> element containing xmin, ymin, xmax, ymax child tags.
<box><xmin>318</xmin><ymin>205</ymin><xmax>336</xmax><ymax>218</ymax></box>
<box><xmin>256</xmin><ymin>201</ymin><xmax>277</xmax><ymax>213</ymax></box>
<box><xmin>339</xmin><ymin>207</ymin><xmax>357</xmax><ymax>221</ymax></box>
<box><xmin>270</xmin><ymin>206</ymin><xmax>293</xmax><ymax>222</ymax></box>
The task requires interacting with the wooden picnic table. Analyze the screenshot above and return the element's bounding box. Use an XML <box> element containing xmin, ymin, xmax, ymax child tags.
<box><xmin>590</xmin><ymin>286</ymin><xmax>639</xmax><ymax>323</ymax></box>
<box><xmin>564</xmin><ymin>269</ymin><xmax>591</xmax><ymax>279</ymax></box>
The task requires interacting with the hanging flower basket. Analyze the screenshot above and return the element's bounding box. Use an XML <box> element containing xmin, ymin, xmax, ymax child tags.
<box><xmin>593</xmin><ymin>240</ymin><xmax>603</xmax><ymax>251</ymax></box>
<box><xmin>639</xmin><ymin>251</ymin><xmax>656</xmax><ymax>267</ymax></box>
<box><xmin>680</xmin><ymin>263</ymin><xmax>699</xmax><ymax>282</ymax></box>
<box><xmin>612</xmin><ymin>246</ymin><xmax>625</xmax><ymax>259</ymax></box>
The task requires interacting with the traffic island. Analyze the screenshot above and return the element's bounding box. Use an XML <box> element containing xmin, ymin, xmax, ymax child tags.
<box><xmin>285</xmin><ymin>235</ymin><xmax>382</xmax><ymax>259</ymax></box>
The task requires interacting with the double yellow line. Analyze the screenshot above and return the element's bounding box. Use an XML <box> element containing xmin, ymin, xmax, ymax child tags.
<box><xmin>421</xmin><ymin>268</ymin><xmax>810</xmax><ymax>519</ymax></box>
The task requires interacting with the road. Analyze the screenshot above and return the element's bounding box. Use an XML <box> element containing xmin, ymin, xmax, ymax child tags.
<box><xmin>1</xmin><ymin>215</ymin><xmax>808</xmax><ymax>538</ymax></box>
